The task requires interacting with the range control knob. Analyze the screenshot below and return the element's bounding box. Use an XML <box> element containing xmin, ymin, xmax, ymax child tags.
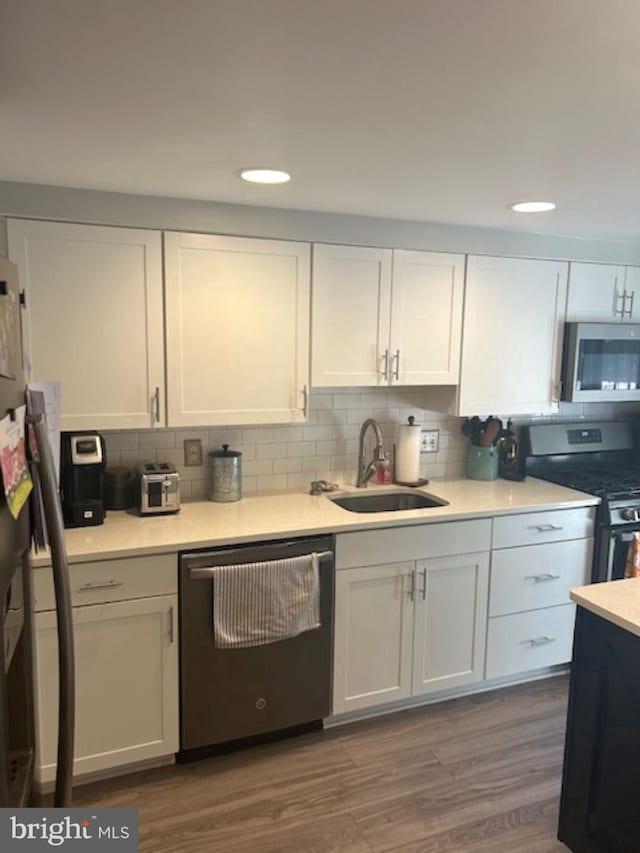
<box><xmin>622</xmin><ymin>508</ymin><xmax>639</xmax><ymax>521</ymax></box>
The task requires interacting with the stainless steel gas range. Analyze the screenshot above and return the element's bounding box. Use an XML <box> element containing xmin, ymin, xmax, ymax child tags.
<box><xmin>522</xmin><ymin>420</ymin><xmax>640</xmax><ymax>583</ymax></box>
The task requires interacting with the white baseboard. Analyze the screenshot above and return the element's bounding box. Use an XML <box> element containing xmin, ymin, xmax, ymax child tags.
<box><xmin>324</xmin><ymin>665</ymin><xmax>569</xmax><ymax>729</ymax></box>
<box><xmin>34</xmin><ymin>754</ymin><xmax>175</xmax><ymax>796</ymax></box>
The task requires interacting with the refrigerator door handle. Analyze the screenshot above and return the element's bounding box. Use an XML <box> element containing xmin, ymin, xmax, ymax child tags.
<box><xmin>31</xmin><ymin>414</ymin><xmax>75</xmax><ymax>807</ymax></box>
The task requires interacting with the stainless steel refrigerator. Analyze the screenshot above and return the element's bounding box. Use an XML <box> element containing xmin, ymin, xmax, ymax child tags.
<box><xmin>0</xmin><ymin>257</ymin><xmax>75</xmax><ymax>807</ymax></box>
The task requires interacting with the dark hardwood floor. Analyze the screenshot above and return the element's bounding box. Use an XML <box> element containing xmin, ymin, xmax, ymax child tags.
<box><xmin>70</xmin><ymin>677</ymin><xmax>570</xmax><ymax>852</ymax></box>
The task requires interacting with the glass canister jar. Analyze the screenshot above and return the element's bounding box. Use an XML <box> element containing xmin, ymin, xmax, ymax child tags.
<box><xmin>207</xmin><ymin>444</ymin><xmax>242</xmax><ymax>502</ymax></box>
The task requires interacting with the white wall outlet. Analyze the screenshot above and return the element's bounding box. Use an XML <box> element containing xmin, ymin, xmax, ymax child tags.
<box><xmin>420</xmin><ymin>429</ymin><xmax>439</xmax><ymax>453</ymax></box>
<box><xmin>184</xmin><ymin>438</ymin><xmax>203</xmax><ymax>466</ymax></box>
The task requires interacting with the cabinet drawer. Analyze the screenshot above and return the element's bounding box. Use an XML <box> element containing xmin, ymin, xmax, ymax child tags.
<box><xmin>335</xmin><ymin>519</ymin><xmax>492</xmax><ymax>569</ymax></box>
<box><xmin>489</xmin><ymin>539</ymin><xmax>592</xmax><ymax>617</ymax></box>
<box><xmin>485</xmin><ymin>604</ymin><xmax>576</xmax><ymax>679</ymax></box>
<box><xmin>33</xmin><ymin>554</ymin><xmax>177</xmax><ymax>612</ymax></box>
<box><xmin>492</xmin><ymin>507</ymin><xmax>594</xmax><ymax>549</ymax></box>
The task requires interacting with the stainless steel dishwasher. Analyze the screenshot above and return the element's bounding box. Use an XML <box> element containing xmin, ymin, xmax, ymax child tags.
<box><xmin>179</xmin><ymin>535</ymin><xmax>334</xmax><ymax>755</ymax></box>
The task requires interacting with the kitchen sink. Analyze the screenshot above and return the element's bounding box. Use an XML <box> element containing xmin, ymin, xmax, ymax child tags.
<box><xmin>329</xmin><ymin>491</ymin><xmax>449</xmax><ymax>513</ymax></box>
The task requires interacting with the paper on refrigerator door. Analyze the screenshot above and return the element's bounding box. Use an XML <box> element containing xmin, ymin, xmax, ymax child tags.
<box><xmin>27</xmin><ymin>380</ymin><xmax>62</xmax><ymax>484</ymax></box>
<box><xmin>0</xmin><ymin>405</ymin><xmax>33</xmax><ymax>519</ymax></box>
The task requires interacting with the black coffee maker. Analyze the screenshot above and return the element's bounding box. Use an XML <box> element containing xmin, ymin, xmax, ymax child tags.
<box><xmin>60</xmin><ymin>431</ymin><xmax>107</xmax><ymax>528</ymax></box>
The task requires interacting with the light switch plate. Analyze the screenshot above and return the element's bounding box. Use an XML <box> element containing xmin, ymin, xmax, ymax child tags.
<box><xmin>420</xmin><ymin>429</ymin><xmax>439</xmax><ymax>453</ymax></box>
<box><xmin>184</xmin><ymin>438</ymin><xmax>203</xmax><ymax>466</ymax></box>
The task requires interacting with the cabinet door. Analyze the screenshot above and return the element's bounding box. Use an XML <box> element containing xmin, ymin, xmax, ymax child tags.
<box><xmin>165</xmin><ymin>232</ymin><xmax>310</xmax><ymax>426</ymax></box>
<box><xmin>8</xmin><ymin>219</ymin><xmax>165</xmax><ymax>430</ymax></box>
<box><xmin>459</xmin><ymin>256</ymin><xmax>568</xmax><ymax>415</ymax></box>
<box><xmin>311</xmin><ymin>244</ymin><xmax>392</xmax><ymax>387</ymax></box>
<box><xmin>566</xmin><ymin>262</ymin><xmax>626</xmax><ymax>322</ymax></box>
<box><xmin>412</xmin><ymin>552</ymin><xmax>489</xmax><ymax>696</ymax></box>
<box><xmin>333</xmin><ymin>563</ymin><xmax>414</xmax><ymax>714</ymax></box>
<box><xmin>33</xmin><ymin>595</ymin><xmax>178</xmax><ymax>785</ymax></box>
<box><xmin>389</xmin><ymin>250</ymin><xmax>465</xmax><ymax>385</ymax></box>
<box><xmin>623</xmin><ymin>266</ymin><xmax>640</xmax><ymax>322</ymax></box>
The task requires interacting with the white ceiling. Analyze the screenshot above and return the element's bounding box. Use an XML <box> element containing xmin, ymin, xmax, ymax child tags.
<box><xmin>1</xmin><ymin>0</ymin><xmax>640</xmax><ymax>240</ymax></box>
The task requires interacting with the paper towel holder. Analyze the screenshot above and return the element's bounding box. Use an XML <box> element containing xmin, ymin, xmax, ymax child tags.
<box><xmin>392</xmin><ymin>443</ymin><xmax>429</xmax><ymax>488</ymax></box>
<box><xmin>393</xmin><ymin>415</ymin><xmax>428</xmax><ymax>487</ymax></box>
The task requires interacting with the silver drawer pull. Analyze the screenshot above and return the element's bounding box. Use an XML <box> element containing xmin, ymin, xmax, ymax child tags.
<box><xmin>78</xmin><ymin>580</ymin><xmax>124</xmax><ymax>592</ymax></box>
<box><xmin>524</xmin><ymin>573</ymin><xmax>561</xmax><ymax>583</ymax></box>
<box><xmin>530</xmin><ymin>524</ymin><xmax>563</xmax><ymax>532</ymax></box>
<box><xmin>523</xmin><ymin>636</ymin><xmax>556</xmax><ymax>647</ymax></box>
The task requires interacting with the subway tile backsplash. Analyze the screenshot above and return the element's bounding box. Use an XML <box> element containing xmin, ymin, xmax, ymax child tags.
<box><xmin>101</xmin><ymin>388</ymin><xmax>640</xmax><ymax>499</ymax></box>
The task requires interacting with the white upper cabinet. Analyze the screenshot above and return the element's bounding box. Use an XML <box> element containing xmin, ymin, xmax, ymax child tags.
<box><xmin>566</xmin><ymin>262</ymin><xmax>640</xmax><ymax>322</ymax></box>
<box><xmin>458</xmin><ymin>255</ymin><xmax>568</xmax><ymax>416</ymax></box>
<box><xmin>8</xmin><ymin>219</ymin><xmax>165</xmax><ymax>430</ymax></box>
<box><xmin>389</xmin><ymin>250</ymin><xmax>464</xmax><ymax>385</ymax></box>
<box><xmin>311</xmin><ymin>244</ymin><xmax>392</xmax><ymax>386</ymax></box>
<box><xmin>164</xmin><ymin>232</ymin><xmax>311</xmax><ymax>426</ymax></box>
<box><xmin>311</xmin><ymin>245</ymin><xmax>464</xmax><ymax>387</ymax></box>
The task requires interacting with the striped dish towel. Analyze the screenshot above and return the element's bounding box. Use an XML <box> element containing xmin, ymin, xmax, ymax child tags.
<box><xmin>212</xmin><ymin>553</ymin><xmax>321</xmax><ymax>648</ymax></box>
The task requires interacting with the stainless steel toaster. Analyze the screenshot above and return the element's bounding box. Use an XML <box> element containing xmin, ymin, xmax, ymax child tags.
<box><xmin>138</xmin><ymin>462</ymin><xmax>180</xmax><ymax>515</ymax></box>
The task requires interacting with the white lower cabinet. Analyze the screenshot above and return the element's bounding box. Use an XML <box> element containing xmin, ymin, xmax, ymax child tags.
<box><xmin>33</xmin><ymin>590</ymin><xmax>178</xmax><ymax>786</ymax></box>
<box><xmin>333</xmin><ymin>510</ymin><xmax>595</xmax><ymax>718</ymax></box>
<box><xmin>412</xmin><ymin>553</ymin><xmax>489</xmax><ymax>696</ymax></box>
<box><xmin>332</xmin><ymin>543</ymin><xmax>490</xmax><ymax>714</ymax></box>
<box><xmin>486</xmin><ymin>508</ymin><xmax>594</xmax><ymax>681</ymax></box>
<box><xmin>333</xmin><ymin>563</ymin><xmax>414</xmax><ymax>713</ymax></box>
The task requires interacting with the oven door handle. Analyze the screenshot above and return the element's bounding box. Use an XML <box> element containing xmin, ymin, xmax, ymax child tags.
<box><xmin>611</xmin><ymin>530</ymin><xmax>640</xmax><ymax>543</ymax></box>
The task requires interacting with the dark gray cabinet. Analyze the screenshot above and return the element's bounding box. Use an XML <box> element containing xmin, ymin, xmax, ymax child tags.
<box><xmin>558</xmin><ymin>606</ymin><xmax>640</xmax><ymax>851</ymax></box>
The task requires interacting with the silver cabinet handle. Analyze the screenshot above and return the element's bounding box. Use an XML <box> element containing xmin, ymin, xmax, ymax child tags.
<box><xmin>627</xmin><ymin>290</ymin><xmax>635</xmax><ymax>318</ymax></box>
<box><xmin>154</xmin><ymin>386</ymin><xmax>161</xmax><ymax>423</ymax></box>
<box><xmin>614</xmin><ymin>279</ymin><xmax>625</xmax><ymax>318</ymax></box>
<box><xmin>301</xmin><ymin>385</ymin><xmax>309</xmax><ymax>418</ymax></box>
<box><xmin>380</xmin><ymin>349</ymin><xmax>389</xmax><ymax>381</ymax></box>
<box><xmin>78</xmin><ymin>580</ymin><xmax>124</xmax><ymax>592</ymax></box>
<box><xmin>407</xmin><ymin>570</ymin><xmax>415</xmax><ymax>602</ymax></box>
<box><xmin>168</xmin><ymin>605</ymin><xmax>175</xmax><ymax>644</ymax></box>
<box><xmin>530</xmin><ymin>524</ymin><xmax>563</xmax><ymax>532</ymax></box>
<box><xmin>419</xmin><ymin>568</ymin><xmax>427</xmax><ymax>600</ymax></box>
<box><xmin>524</xmin><ymin>573</ymin><xmax>561</xmax><ymax>583</ymax></box>
<box><xmin>523</xmin><ymin>636</ymin><xmax>556</xmax><ymax>647</ymax></box>
<box><xmin>392</xmin><ymin>349</ymin><xmax>400</xmax><ymax>381</ymax></box>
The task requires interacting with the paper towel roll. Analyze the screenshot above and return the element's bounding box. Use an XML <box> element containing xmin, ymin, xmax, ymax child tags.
<box><xmin>395</xmin><ymin>419</ymin><xmax>421</xmax><ymax>483</ymax></box>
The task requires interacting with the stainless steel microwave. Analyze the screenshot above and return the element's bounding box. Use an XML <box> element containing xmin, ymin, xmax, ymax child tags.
<box><xmin>562</xmin><ymin>322</ymin><xmax>640</xmax><ymax>402</ymax></box>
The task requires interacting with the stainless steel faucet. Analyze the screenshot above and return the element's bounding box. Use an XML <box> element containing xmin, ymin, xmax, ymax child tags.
<box><xmin>356</xmin><ymin>418</ymin><xmax>386</xmax><ymax>487</ymax></box>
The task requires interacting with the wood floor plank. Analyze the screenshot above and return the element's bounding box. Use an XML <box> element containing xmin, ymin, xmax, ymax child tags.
<box><xmin>382</xmin><ymin>795</ymin><xmax>566</xmax><ymax>852</ymax></box>
<box><xmin>336</xmin><ymin>677</ymin><xmax>568</xmax><ymax>765</ymax></box>
<box><xmin>68</xmin><ymin>676</ymin><xmax>570</xmax><ymax>853</ymax></box>
<box><xmin>355</xmin><ymin>776</ymin><xmax>562</xmax><ymax>852</ymax></box>
<box><xmin>141</xmin><ymin>812</ymin><xmax>375</xmax><ymax>853</ymax></box>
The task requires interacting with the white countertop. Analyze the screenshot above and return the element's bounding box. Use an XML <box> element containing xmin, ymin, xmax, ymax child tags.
<box><xmin>571</xmin><ymin>579</ymin><xmax>640</xmax><ymax>639</ymax></box>
<box><xmin>32</xmin><ymin>476</ymin><xmax>598</xmax><ymax>566</ymax></box>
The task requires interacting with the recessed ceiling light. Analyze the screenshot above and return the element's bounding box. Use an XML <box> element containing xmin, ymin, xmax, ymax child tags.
<box><xmin>238</xmin><ymin>168</ymin><xmax>291</xmax><ymax>184</ymax></box>
<box><xmin>509</xmin><ymin>200</ymin><xmax>556</xmax><ymax>213</ymax></box>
